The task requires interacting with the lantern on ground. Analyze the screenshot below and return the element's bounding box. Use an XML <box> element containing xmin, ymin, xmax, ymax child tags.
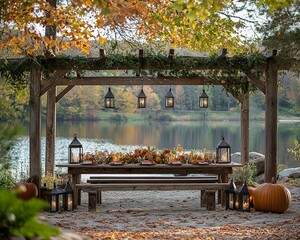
<box><xmin>64</xmin><ymin>181</ymin><xmax>73</xmax><ymax>211</ymax></box>
<box><xmin>104</xmin><ymin>87</ymin><xmax>115</xmax><ymax>108</ymax></box>
<box><xmin>165</xmin><ymin>88</ymin><xmax>174</xmax><ymax>108</ymax></box>
<box><xmin>199</xmin><ymin>89</ymin><xmax>209</xmax><ymax>108</ymax></box>
<box><xmin>137</xmin><ymin>88</ymin><xmax>146</xmax><ymax>108</ymax></box>
<box><xmin>68</xmin><ymin>134</ymin><xmax>83</xmax><ymax>164</ymax></box>
<box><xmin>49</xmin><ymin>183</ymin><xmax>65</xmax><ymax>212</ymax></box>
<box><xmin>236</xmin><ymin>180</ymin><xmax>250</xmax><ymax>212</ymax></box>
<box><xmin>226</xmin><ymin>179</ymin><xmax>236</xmax><ymax>210</ymax></box>
<box><xmin>216</xmin><ymin>136</ymin><xmax>231</xmax><ymax>163</ymax></box>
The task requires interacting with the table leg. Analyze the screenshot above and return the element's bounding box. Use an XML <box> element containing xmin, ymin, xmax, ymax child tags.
<box><xmin>220</xmin><ymin>171</ymin><xmax>229</xmax><ymax>207</ymax></box>
<box><xmin>71</xmin><ymin>173</ymin><xmax>81</xmax><ymax>209</ymax></box>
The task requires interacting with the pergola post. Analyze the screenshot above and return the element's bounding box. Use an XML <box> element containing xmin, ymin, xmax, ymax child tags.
<box><xmin>29</xmin><ymin>66</ymin><xmax>42</xmax><ymax>193</ymax></box>
<box><xmin>45</xmin><ymin>87</ymin><xmax>56</xmax><ymax>176</ymax></box>
<box><xmin>240</xmin><ymin>91</ymin><xmax>249</xmax><ymax>164</ymax></box>
<box><xmin>265</xmin><ymin>53</ymin><xmax>278</xmax><ymax>183</ymax></box>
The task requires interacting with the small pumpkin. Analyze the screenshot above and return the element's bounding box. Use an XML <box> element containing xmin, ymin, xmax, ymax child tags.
<box><xmin>253</xmin><ymin>178</ymin><xmax>291</xmax><ymax>213</ymax></box>
<box><xmin>15</xmin><ymin>182</ymin><xmax>38</xmax><ymax>201</ymax></box>
<box><xmin>247</xmin><ymin>186</ymin><xmax>256</xmax><ymax>208</ymax></box>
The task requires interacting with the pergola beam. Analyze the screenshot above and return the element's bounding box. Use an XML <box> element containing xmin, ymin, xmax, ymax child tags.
<box><xmin>56</xmin><ymin>85</ymin><xmax>75</xmax><ymax>102</ymax></box>
<box><xmin>40</xmin><ymin>70</ymin><xmax>68</xmax><ymax>96</ymax></box>
<box><xmin>58</xmin><ymin>76</ymin><xmax>223</xmax><ymax>86</ymax></box>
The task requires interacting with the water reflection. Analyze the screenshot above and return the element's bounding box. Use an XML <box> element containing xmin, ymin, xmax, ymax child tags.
<box><xmin>3</xmin><ymin>120</ymin><xmax>300</xmax><ymax>170</ymax></box>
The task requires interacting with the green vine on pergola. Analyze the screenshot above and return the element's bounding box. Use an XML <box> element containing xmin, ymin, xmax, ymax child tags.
<box><xmin>0</xmin><ymin>52</ymin><xmax>267</xmax><ymax>97</ymax></box>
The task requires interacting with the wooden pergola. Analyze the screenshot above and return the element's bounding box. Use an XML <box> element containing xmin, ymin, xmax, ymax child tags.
<box><xmin>26</xmin><ymin>48</ymin><xmax>285</xmax><ymax>192</ymax></box>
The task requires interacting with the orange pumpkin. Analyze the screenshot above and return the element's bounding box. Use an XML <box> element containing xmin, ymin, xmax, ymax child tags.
<box><xmin>247</xmin><ymin>186</ymin><xmax>256</xmax><ymax>208</ymax></box>
<box><xmin>15</xmin><ymin>182</ymin><xmax>38</xmax><ymax>201</ymax></box>
<box><xmin>253</xmin><ymin>178</ymin><xmax>291</xmax><ymax>213</ymax></box>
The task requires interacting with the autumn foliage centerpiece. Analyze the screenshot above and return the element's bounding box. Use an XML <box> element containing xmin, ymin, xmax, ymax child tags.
<box><xmin>80</xmin><ymin>145</ymin><xmax>216</xmax><ymax>165</ymax></box>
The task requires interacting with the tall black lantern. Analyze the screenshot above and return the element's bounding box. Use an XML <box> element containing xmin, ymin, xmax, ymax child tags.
<box><xmin>64</xmin><ymin>181</ymin><xmax>74</xmax><ymax>211</ymax></box>
<box><xmin>236</xmin><ymin>180</ymin><xmax>250</xmax><ymax>212</ymax></box>
<box><xmin>225</xmin><ymin>179</ymin><xmax>236</xmax><ymax>210</ymax></box>
<box><xmin>68</xmin><ymin>134</ymin><xmax>83</xmax><ymax>164</ymax></box>
<box><xmin>137</xmin><ymin>88</ymin><xmax>146</xmax><ymax>108</ymax></box>
<box><xmin>216</xmin><ymin>136</ymin><xmax>231</xmax><ymax>163</ymax></box>
<box><xmin>165</xmin><ymin>88</ymin><xmax>174</xmax><ymax>108</ymax></box>
<box><xmin>199</xmin><ymin>89</ymin><xmax>209</xmax><ymax>108</ymax></box>
<box><xmin>104</xmin><ymin>87</ymin><xmax>115</xmax><ymax>108</ymax></box>
<box><xmin>49</xmin><ymin>183</ymin><xmax>65</xmax><ymax>212</ymax></box>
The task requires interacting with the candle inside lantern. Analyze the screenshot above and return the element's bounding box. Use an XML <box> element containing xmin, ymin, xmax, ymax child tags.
<box><xmin>229</xmin><ymin>194</ymin><xmax>234</xmax><ymax>208</ymax></box>
<box><xmin>51</xmin><ymin>196</ymin><xmax>56</xmax><ymax>211</ymax></box>
<box><xmin>67</xmin><ymin>195</ymin><xmax>73</xmax><ymax>211</ymax></box>
<box><xmin>235</xmin><ymin>201</ymin><xmax>239</xmax><ymax>209</ymax></box>
<box><xmin>243</xmin><ymin>202</ymin><xmax>249</xmax><ymax>210</ymax></box>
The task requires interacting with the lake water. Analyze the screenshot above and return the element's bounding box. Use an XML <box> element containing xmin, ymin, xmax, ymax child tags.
<box><xmin>6</xmin><ymin>120</ymin><xmax>300</xmax><ymax>179</ymax></box>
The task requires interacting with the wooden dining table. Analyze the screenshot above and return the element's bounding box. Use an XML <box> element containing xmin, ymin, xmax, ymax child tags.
<box><xmin>56</xmin><ymin>162</ymin><xmax>243</xmax><ymax>208</ymax></box>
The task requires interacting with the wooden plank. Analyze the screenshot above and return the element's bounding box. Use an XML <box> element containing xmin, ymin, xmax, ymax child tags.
<box><xmin>40</xmin><ymin>70</ymin><xmax>68</xmax><ymax>96</ymax></box>
<box><xmin>87</xmin><ymin>178</ymin><xmax>218</xmax><ymax>184</ymax></box>
<box><xmin>246</xmin><ymin>71</ymin><xmax>266</xmax><ymax>94</ymax></box>
<box><xmin>58</xmin><ymin>76</ymin><xmax>222</xmax><ymax>86</ymax></box>
<box><xmin>77</xmin><ymin>183</ymin><xmax>228</xmax><ymax>191</ymax></box>
<box><xmin>240</xmin><ymin>92</ymin><xmax>249</xmax><ymax>164</ymax></box>
<box><xmin>56</xmin><ymin>85</ymin><xmax>74</xmax><ymax>102</ymax></box>
<box><xmin>265</xmin><ymin>56</ymin><xmax>278</xmax><ymax>183</ymax></box>
<box><xmin>29</xmin><ymin>66</ymin><xmax>42</xmax><ymax>195</ymax></box>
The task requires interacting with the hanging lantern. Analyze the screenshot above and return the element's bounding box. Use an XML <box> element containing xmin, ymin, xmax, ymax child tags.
<box><xmin>216</xmin><ymin>136</ymin><xmax>231</xmax><ymax>163</ymax></box>
<box><xmin>236</xmin><ymin>180</ymin><xmax>251</xmax><ymax>212</ymax></box>
<box><xmin>199</xmin><ymin>89</ymin><xmax>209</xmax><ymax>108</ymax></box>
<box><xmin>137</xmin><ymin>89</ymin><xmax>146</xmax><ymax>108</ymax></box>
<box><xmin>49</xmin><ymin>183</ymin><xmax>65</xmax><ymax>212</ymax></box>
<box><xmin>225</xmin><ymin>179</ymin><xmax>236</xmax><ymax>210</ymax></box>
<box><xmin>104</xmin><ymin>87</ymin><xmax>115</xmax><ymax>108</ymax></box>
<box><xmin>165</xmin><ymin>88</ymin><xmax>174</xmax><ymax>108</ymax></box>
<box><xmin>64</xmin><ymin>181</ymin><xmax>74</xmax><ymax>211</ymax></box>
<box><xmin>68</xmin><ymin>134</ymin><xmax>83</xmax><ymax>164</ymax></box>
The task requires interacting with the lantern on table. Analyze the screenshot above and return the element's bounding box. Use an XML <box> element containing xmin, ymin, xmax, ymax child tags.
<box><xmin>216</xmin><ymin>136</ymin><xmax>231</xmax><ymax>163</ymax></box>
<box><xmin>68</xmin><ymin>134</ymin><xmax>83</xmax><ymax>164</ymax></box>
<box><xmin>49</xmin><ymin>183</ymin><xmax>65</xmax><ymax>212</ymax></box>
<box><xmin>236</xmin><ymin>180</ymin><xmax>250</xmax><ymax>212</ymax></box>
<box><xmin>64</xmin><ymin>181</ymin><xmax>74</xmax><ymax>211</ymax></box>
<box><xmin>225</xmin><ymin>179</ymin><xmax>236</xmax><ymax>210</ymax></box>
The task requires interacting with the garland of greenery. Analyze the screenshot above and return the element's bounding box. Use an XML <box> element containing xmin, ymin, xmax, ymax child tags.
<box><xmin>0</xmin><ymin>52</ymin><xmax>266</xmax><ymax>96</ymax></box>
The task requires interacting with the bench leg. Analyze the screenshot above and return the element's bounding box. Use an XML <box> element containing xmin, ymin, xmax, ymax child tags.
<box><xmin>77</xmin><ymin>188</ymin><xmax>81</xmax><ymax>206</ymax></box>
<box><xmin>206</xmin><ymin>190</ymin><xmax>216</xmax><ymax>210</ymax></box>
<box><xmin>97</xmin><ymin>190</ymin><xmax>102</xmax><ymax>204</ymax></box>
<box><xmin>200</xmin><ymin>190</ymin><xmax>206</xmax><ymax>208</ymax></box>
<box><xmin>88</xmin><ymin>191</ymin><xmax>97</xmax><ymax>212</ymax></box>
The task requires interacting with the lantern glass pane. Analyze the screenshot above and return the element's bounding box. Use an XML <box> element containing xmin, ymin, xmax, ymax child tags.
<box><xmin>51</xmin><ymin>195</ymin><xmax>57</xmax><ymax>212</ymax></box>
<box><xmin>67</xmin><ymin>194</ymin><xmax>73</xmax><ymax>211</ymax></box>
<box><xmin>138</xmin><ymin>98</ymin><xmax>146</xmax><ymax>108</ymax></box>
<box><xmin>229</xmin><ymin>193</ymin><xmax>234</xmax><ymax>209</ymax></box>
<box><xmin>70</xmin><ymin>148</ymin><xmax>81</xmax><ymax>163</ymax></box>
<box><xmin>165</xmin><ymin>97</ymin><xmax>174</xmax><ymax>108</ymax></box>
<box><xmin>58</xmin><ymin>194</ymin><xmax>64</xmax><ymax>210</ymax></box>
<box><xmin>242</xmin><ymin>195</ymin><xmax>250</xmax><ymax>210</ymax></box>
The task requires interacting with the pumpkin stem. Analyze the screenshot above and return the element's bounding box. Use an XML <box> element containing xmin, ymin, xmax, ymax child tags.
<box><xmin>271</xmin><ymin>177</ymin><xmax>276</xmax><ymax>184</ymax></box>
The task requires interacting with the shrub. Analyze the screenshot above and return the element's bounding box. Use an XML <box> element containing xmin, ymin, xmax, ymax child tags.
<box><xmin>0</xmin><ymin>188</ymin><xmax>60</xmax><ymax>239</ymax></box>
<box><xmin>287</xmin><ymin>139</ymin><xmax>300</xmax><ymax>161</ymax></box>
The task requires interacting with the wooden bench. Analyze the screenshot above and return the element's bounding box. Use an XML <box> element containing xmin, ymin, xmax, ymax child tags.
<box><xmin>76</xmin><ymin>182</ymin><xmax>228</xmax><ymax>212</ymax></box>
<box><xmin>85</xmin><ymin>175</ymin><xmax>219</xmax><ymax>205</ymax></box>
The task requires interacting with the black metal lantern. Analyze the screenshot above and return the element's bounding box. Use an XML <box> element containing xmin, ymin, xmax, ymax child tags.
<box><xmin>236</xmin><ymin>180</ymin><xmax>250</xmax><ymax>212</ymax></box>
<box><xmin>137</xmin><ymin>88</ymin><xmax>146</xmax><ymax>108</ymax></box>
<box><xmin>64</xmin><ymin>181</ymin><xmax>74</xmax><ymax>211</ymax></box>
<box><xmin>225</xmin><ymin>179</ymin><xmax>236</xmax><ymax>210</ymax></box>
<box><xmin>49</xmin><ymin>183</ymin><xmax>65</xmax><ymax>212</ymax></box>
<box><xmin>165</xmin><ymin>88</ymin><xmax>174</xmax><ymax>108</ymax></box>
<box><xmin>104</xmin><ymin>87</ymin><xmax>115</xmax><ymax>108</ymax></box>
<box><xmin>216</xmin><ymin>136</ymin><xmax>231</xmax><ymax>163</ymax></box>
<box><xmin>68</xmin><ymin>134</ymin><xmax>83</xmax><ymax>164</ymax></box>
<box><xmin>199</xmin><ymin>89</ymin><xmax>209</xmax><ymax>108</ymax></box>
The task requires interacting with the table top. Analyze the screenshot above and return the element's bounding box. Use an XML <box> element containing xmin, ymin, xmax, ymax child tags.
<box><xmin>56</xmin><ymin>162</ymin><xmax>243</xmax><ymax>175</ymax></box>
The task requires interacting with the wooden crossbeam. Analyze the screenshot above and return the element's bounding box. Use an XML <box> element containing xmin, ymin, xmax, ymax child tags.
<box><xmin>245</xmin><ymin>71</ymin><xmax>266</xmax><ymax>94</ymax></box>
<box><xmin>56</xmin><ymin>85</ymin><xmax>75</xmax><ymax>102</ymax></box>
<box><xmin>58</xmin><ymin>76</ymin><xmax>222</xmax><ymax>86</ymax></box>
<box><xmin>40</xmin><ymin>70</ymin><xmax>68</xmax><ymax>96</ymax></box>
